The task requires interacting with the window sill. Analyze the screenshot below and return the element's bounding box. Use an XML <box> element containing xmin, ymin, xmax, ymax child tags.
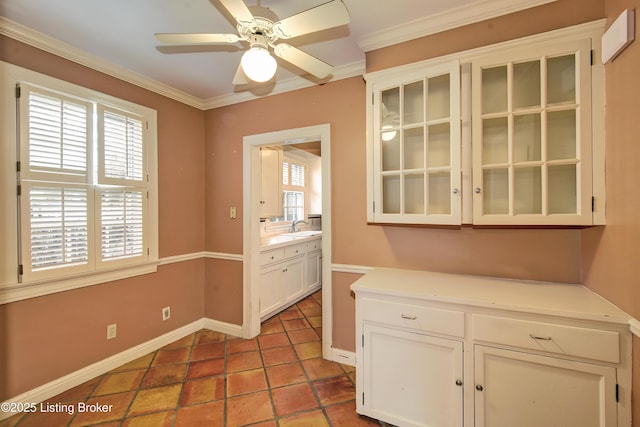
<box><xmin>0</xmin><ymin>261</ymin><xmax>158</xmax><ymax>305</ymax></box>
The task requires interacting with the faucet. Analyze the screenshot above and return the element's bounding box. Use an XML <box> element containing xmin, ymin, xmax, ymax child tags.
<box><xmin>289</xmin><ymin>219</ymin><xmax>309</xmax><ymax>233</ymax></box>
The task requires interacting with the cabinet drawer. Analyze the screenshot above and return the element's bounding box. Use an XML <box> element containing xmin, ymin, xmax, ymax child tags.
<box><xmin>260</xmin><ymin>248</ymin><xmax>285</xmax><ymax>266</ymax></box>
<box><xmin>360</xmin><ymin>298</ymin><xmax>464</xmax><ymax>338</ymax></box>
<box><xmin>307</xmin><ymin>240</ymin><xmax>321</xmax><ymax>251</ymax></box>
<box><xmin>284</xmin><ymin>243</ymin><xmax>306</xmax><ymax>258</ymax></box>
<box><xmin>472</xmin><ymin>315</ymin><xmax>620</xmax><ymax>363</ymax></box>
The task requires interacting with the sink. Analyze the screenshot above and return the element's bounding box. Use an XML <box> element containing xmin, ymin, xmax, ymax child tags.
<box><xmin>283</xmin><ymin>230</ymin><xmax>322</xmax><ymax>238</ymax></box>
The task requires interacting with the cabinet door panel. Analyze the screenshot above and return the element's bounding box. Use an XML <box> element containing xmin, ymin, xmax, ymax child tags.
<box><xmin>362</xmin><ymin>324</ymin><xmax>463</xmax><ymax>427</ymax></box>
<box><xmin>474</xmin><ymin>345</ymin><xmax>617</xmax><ymax>427</ymax></box>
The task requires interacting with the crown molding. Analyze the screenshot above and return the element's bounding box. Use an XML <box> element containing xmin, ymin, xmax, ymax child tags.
<box><xmin>202</xmin><ymin>60</ymin><xmax>365</xmax><ymax>110</ymax></box>
<box><xmin>358</xmin><ymin>0</ymin><xmax>559</xmax><ymax>52</ymax></box>
<box><xmin>0</xmin><ymin>17</ymin><xmax>207</xmax><ymax>109</ymax></box>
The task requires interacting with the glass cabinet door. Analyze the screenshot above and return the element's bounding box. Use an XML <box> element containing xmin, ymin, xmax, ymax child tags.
<box><xmin>371</xmin><ymin>60</ymin><xmax>461</xmax><ymax>225</ymax></box>
<box><xmin>472</xmin><ymin>40</ymin><xmax>593</xmax><ymax>225</ymax></box>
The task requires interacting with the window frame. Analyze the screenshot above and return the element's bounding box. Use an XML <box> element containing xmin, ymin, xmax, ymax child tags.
<box><xmin>0</xmin><ymin>62</ymin><xmax>158</xmax><ymax>304</ymax></box>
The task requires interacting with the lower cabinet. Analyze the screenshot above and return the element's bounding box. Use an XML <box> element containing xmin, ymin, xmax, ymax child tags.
<box><xmin>352</xmin><ymin>268</ymin><xmax>632</xmax><ymax>427</ymax></box>
<box><xmin>361</xmin><ymin>324</ymin><xmax>463</xmax><ymax>427</ymax></box>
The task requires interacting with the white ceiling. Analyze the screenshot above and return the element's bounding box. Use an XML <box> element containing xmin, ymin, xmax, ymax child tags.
<box><xmin>0</xmin><ymin>0</ymin><xmax>555</xmax><ymax>107</ymax></box>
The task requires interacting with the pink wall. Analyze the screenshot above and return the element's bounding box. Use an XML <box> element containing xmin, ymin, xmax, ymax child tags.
<box><xmin>581</xmin><ymin>0</ymin><xmax>640</xmax><ymax>422</ymax></box>
<box><xmin>0</xmin><ymin>36</ymin><xmax>207</xmax><ymax>400</ymax></box>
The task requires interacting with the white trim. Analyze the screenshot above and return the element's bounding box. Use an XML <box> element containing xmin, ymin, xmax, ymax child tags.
<box><xmin>629</xmin><ymin>318</ymin><xmax>640</xmax><ymax>338</ymax></box>
<box><xmin>157</xmin><ymin>252</ymin><xmax>206</xmax><ymax>266</ymax></box>
<box><xmin>202</xmin><ymin>317</ymin><xmax>244</xmax><ymax>338</ymax></box>
<box><xmin>204</xmin><ymin>251</ymin><xmax>244</xmax><ymax>262</ymax></box>
<box><xmin>331</xmin><ymin>264</ymin><xmax>373</xmax><ymax>275</ymax></box>
<box><xmin>358</xmin><ymin>0</ymin><xmax>559</xmax><ymax>52</ymax></box>
<box><xmin>0</xmin><ymin>320</ymin><xmax>203</xmax><ymax>421</ymax></box>
<box><xmin>331</xmin><ymin>348</ymin><xmax>356</xmax><ymax>367</ymax></box>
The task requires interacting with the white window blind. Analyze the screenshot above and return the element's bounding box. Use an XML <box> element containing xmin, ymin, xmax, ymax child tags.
<box><xmin>102</xmin><ymin>108</ymin><xmax>144</xmax><ymax>183</ymax></box>
<box><xmin>100</xmin><ymin>189</ymin><xmax>144</xmax><ymax>260</ymax></box>
<box><xmin>282</xmin><ymin>160</ymin><xmax>305</xmax><ymax>187</ymax></box>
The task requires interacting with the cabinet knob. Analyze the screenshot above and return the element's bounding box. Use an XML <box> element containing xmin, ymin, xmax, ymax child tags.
<box><xmin>475</xmin><ymin>188</ymin><xmax>481</xmax><ymax>194</ymax></box>
<box><xmin>452</xmin><ymin>188</ymin><xmax>460</xmax><ymax>195</ymax></box>
<box><xmin>455</xmin><ymin>379</ymin><xmax>463</xmax><ymax>386</ymax></box>
<box><xmin>476</xmin><ymin>384</ymin><xmax>484</xmax><ymax>391</ymax></box>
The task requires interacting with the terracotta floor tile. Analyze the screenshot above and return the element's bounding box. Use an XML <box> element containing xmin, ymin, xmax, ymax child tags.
<box><xmin>265</xmin><ymin>362</ymin><xmax>307</xmax><ymax>388</ymax></box>
<box><xmin>121</xmin><ymin>410</ymin><xmax>175</xmax><ymax>427</ymax></box>
<box><xmin>294</xmin><ymin>341</ymin><xmax>322</xmax><ymax>360</ymax></box>
<box><xmin>50</xmin><ymin>376</ymin><xmax>101</xmax><ymax>403</ymax></box>
<box><xmin>279</xmin><ymin>409</ymin><xmax>330</xmax><ymax>427</ymax></box>
<box><xmin>186</xmin><ymin>357</ymin><xmax>225</xmax><ymax>380</ymax></box>
<box><xmin>248</xmin><ymin>421</ymin><xmax>277</xmax><ymax>427</ymax></box>
<box><xmin>161</xmin><ymin>334</ymin><xmax>194</xmax><ymax>350</ymax></box>
<box><xmin>141</xmin><ymin>363</ymin><xmax>186</xmax><ymax>388</ymax></box>
<box><xmin>127</xmin><ymin>384</ymin><xmax>181</xmax><ymax>417</ymax></box>
<box><xmin>226</xmin><ymin>391</ymin><xmax>274</xmax><ymax>427</ymax></box>
<box><xmin>282</xmin><ymin>318</ymin><xmax>310</xmax><ymax>331</ymax></box>
<box><xmin>260</xmin><ymin>317</ymin><xmax>284</xmax><ymax>335</ymax></box>
<box><xmin>279</xmin><ymin>306</ymin><xmax>303</xmax><ymax>320</ymax></box>
<box><xmin>151</xmin><ymin>347</ymin><xmax>190</xmax><ymax>366</ymax></box>
<box><xmin>287</xmin><ymin>328</ymin><xmax>320</xmax><ymax>344</ymax></box>
<box><xmin>271</xmin><ymin>383</ymin><xmax>319</xmax><ymax>417</ymax></box>
<box><xmin>299</xmin><ymin>304</ymin><xmax>322</xmax><ymax>318</ymax></box>
<box><xmin>296</xmin><ymin>298</ymin><xmax>320</xmax><ymax>309</ymax></box>
<box><xmin>174</xmin><ymin>400</ymin><xmax>224</xmax><ymax>427</ymax></box>
<box><xmin>313</xmin><ymin>374</ymin><xmax>356</xmax><ymax>405</ymax></box>
<box><xmin>227</xmin><ymin>368</ymin><xmax>268</xmax><ymax>396</ymax></box>
<box><xmin>301</xmin><ymin>358</ymin><xmax>344</xmax><ymax>380</ymax></box>
<box><xmin>93</xmin><ymin>369</ymin><xmax>145</xmax><ymax>395</ymax></box>
<box><xmin>180</xmin><ymin>376</ymin><xmax>225</xmax><ymax>406</ymax></box>
<box><xmin>261</xmin><ymin>346</ymin><xmax>298</xmax><ymax>366</ymax></box>
<box><xmin>226</xmin><ymin>350</ymin><xmax>263</xmax><ymax>373</ymax></box>
<box><xmin>70</xmin><ymin>391</ymin><xmax>135</xmax><ymax>426</ymax></box>
<box><xmin>258</xmin><ymin>332</ymin><xmax>290</xmax><ymax>349</ymax></box>
<box><xmin>190</xmin><ymin>341</ymin><xmax>225</xmax><ymax>361</ymax></box>
<box><xmin>307</xmin><ymin>316</ymin><xmax>322</xmax><ymax>328</ymax></box>
<box><xmin>112</xmin><ymin>354</ymin><xmax>154</xmax><ymax>373</ymax></box>
<box><xmin>195</xmin><ymin>329</ymin><xmax>226</xmax><ymax>345</ymax></box>
<box><xmin>7</xmin><ymin>409</ymin><xmax>74</xmax><ymax>427</ymax></box>
<box><xmin>227</xmin><ymin>337</ymin><xmax>259</xmax><ymax>354</ymax></box>
<box><xmin>324</xmin><ymin>400</ymin><xmax>381</xmax><ymax>426</ymax></box>
<box><xmin>0</xmin><ymin>413</ymin><xmax>23</xmax><ymax>427</ymax></box>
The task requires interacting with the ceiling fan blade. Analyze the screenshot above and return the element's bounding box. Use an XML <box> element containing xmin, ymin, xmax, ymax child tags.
<box><xmin>232</xmin><ymin>63</ymin><xmax>249</xmax><ymax>85</ymax></box>
<box><xmin>155</xmin><ymin>33</ymin><xmax>240</xmax><ymax>44</ymax></box>
<box><xmin>272</xmin><ymin>0</ymin><xmax>350</xmax><ymax>39</ymax></box>
<box><xmin>274</xmin><ymin>43</ymin><xmax>333</xmax><ymax>79</ymax></box>
<box><xmin>218</xmin><ymin>0</ymin><xmax>254</xmax><ymax>25</ymax></box>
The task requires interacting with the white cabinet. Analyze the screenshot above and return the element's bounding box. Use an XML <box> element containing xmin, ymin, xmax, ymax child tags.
<box><xmin>365</xmin><ymin>23</ymin><xmax>604</xmax><ymax>226</ymax></box>
<box><xmin>260</xmin><ymin>147</ymin><xmax>282</xmax><ymax>218</ymax></box>
<box><xmin>259</xmin><ymin>237</ymin><xmax>321</xmax><ymax>320</ymax></box>
<box><xmin>352</xmin><ymin>268</ymin><xmax>631</xmax><ymax>427</ymax></box>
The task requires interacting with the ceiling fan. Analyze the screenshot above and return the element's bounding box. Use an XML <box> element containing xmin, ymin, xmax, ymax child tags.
<box><xmin>155</xmin><ymin>0</ymin><xmax>351</xmax><ymax>85</ymax></box>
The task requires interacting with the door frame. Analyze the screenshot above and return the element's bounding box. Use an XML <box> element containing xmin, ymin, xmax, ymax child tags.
<box><xmin>242</xmin><ymin>124</ymin><xmax>333</xmax><ymax>359</ymax></box>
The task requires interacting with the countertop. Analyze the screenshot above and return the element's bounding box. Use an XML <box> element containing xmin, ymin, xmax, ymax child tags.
<box><xmin>261</xmin><ymin>231</ymin><xmax>322</xmax><ymax>250</ymax></box>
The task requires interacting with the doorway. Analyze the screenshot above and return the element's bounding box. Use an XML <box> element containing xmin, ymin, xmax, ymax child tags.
<box><xmin>242</xmin><ymin>124</ymin><xmax>333</xmax><ymax>359</ymax></box>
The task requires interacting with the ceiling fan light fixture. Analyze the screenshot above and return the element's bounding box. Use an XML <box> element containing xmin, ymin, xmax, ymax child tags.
<box><xmin>241</xmin><ymin>46</ymin><xmax>277</xmax><ymax>82</ymax></box>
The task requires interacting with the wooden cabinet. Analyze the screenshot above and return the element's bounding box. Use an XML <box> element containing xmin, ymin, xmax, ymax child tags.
<box><xmin>365</xmin><ymin>22</ymin><xmax>604</xmax><ymax>226</ymax></box>
<box><xmin>352</xmin><ymin>268</ymin><xmax>631</xmax><ymax>427</ymax></box>
<box><xmin>259</xmin><ymin>237</ymin><xmax>321</xmax><ymax>320</ymax></box>
<box><xmin>260</xmin><ymin>147</ymin><xmax>282</xmax><ymax>218</ymax></box>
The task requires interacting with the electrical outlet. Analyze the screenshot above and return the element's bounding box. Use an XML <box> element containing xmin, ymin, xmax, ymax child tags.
<box><xmin>106</xmin><ymin>323</ymin><xmax>117</xmax><ymax>340</ymax></box>
<box><xmin>162</xmin><ymin>306</ymin><xmax>171</xmax><ymax>321</ymax></box>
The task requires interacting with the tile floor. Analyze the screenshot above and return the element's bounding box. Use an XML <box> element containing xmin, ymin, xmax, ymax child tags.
<box><xmin>1</xmin><ymin>291</ymin><xmax>386</xmax><ymax>426</ymax></box>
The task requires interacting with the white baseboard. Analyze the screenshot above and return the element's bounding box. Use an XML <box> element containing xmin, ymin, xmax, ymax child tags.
<box><xmin>202</xmin><ymin>317</ymin><xmax>243</xmax><ymax>337</ymax></box>
<box><xmin>331</xmin><ymin>348</ymin><xmax>356</xmax><ymax>367</ymax></box>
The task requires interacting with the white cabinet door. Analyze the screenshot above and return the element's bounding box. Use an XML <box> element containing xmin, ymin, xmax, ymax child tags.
<box><xmin>282</xmin><ymin>257</ymin><xmax>304</xmax><ymax>304</ymax></box>
<box><xmin>361</xmin><ymin>324</ymin><xmax>463</xmax><ymax>427</ymax></box>
<box><xmin>260</xmin><ymin>147</ymin><xmax>282</xmax><ymax>218</ymax></box>
<box><xmin>259</xmin><ymin>263</ymin><xmax>284</xmax><ymax>318</ymax></box>
<box><xmin>305</xmin><ymin>250</ymin><xmax>321</xmax><ymax>290</ymax></box>
<box><xmin>474</xmin><ymin>345</ymin><xmax>617</xmax><ymax>427</ymax></box>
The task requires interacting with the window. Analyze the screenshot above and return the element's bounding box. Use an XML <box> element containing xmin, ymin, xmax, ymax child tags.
<box><xmin>16</xmin><ymin>80</ymin><xmax>157</xmax><ymax>284</ymax></box>
<box><xmin>271</xmin><ymin>158</ymin><xmax>306</xmax><ymax>223</ymax></box>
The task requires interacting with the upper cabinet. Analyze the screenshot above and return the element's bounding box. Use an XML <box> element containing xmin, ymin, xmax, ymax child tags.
<box><xmin>260</xmin><ymin>147</ymin><xmax>283</xmax><ymax>218</ymax></box>
<box><xmin>365</xmin><ymin>22</ymin><xmax>605</xmax><ymax>227</ymax></box>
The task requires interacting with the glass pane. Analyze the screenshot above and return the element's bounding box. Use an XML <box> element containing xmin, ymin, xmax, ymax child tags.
<box><xmin>382</xmin><ymin>175</ymin><xmax>401</xmax><ymax>214</ymax></box>
<box><xmin>513</xmin><ymin>60</ymin><xmax>541</xmax><ymax>109</ymax></box>
<box><xmin>482</xmin><ymin>118</ymin><xmax>508</xmax><ymax>165</ymax></box>
<box><xmin>547</xmin><ymin>110</ymin><xmax>576</xmax><ymax>160</ymax></box>
<box><xmin>427</xmin><ymin>123</ymin><xmax>450</xmax><ymax>168</ymax></box>
<box><xmin>548</xmin><ymin>165</ymin><xmax>577</xmax><ymax>214</ymax></box>
<box><xmin>547</xmin><ymin>55</ymin><xmax>576</xmax><ymax>104</ymax></box>
<box><xmin>404</xmin><ymin>127</ymin><xmax>424</xmax><ymax>170</ymax></box>
<box><xmin>381</xmin><ymin>88</ymin><xmax>400</xmax><ymax>128</ymax></box>
<box><xmin>427</xmin><ymin>74</ymin><xmax>450</xmax><ymax>121</ymax></box>
<box><xmin>428</xmin><ymin>172</ymin><xmax>451</xmax><ymax>214</ymax></box>
<box><xmin>514</xmin><ymin>114</ymin><xmax>541</xmax><ymax>162</ymax></box>
<box><xmin>404</xmin><ymin>81</ymin><xmax>424</xmax><ymax>125</ymax></box>
<box><xmin>482</xmin><ymin>66</ymin><xmax>507</xmax><ymax>114</ymax></box>
<box><xmin>514</xmin><ymin>167</ymin><xmax>542</xmax><ymax>214</ymax></box>
<box><xmin>382</xmin><ymin>133</ymin><xmax>400</xmax><ymax>171</ymax></box>
<box><xmin>404</xmin><ymin>173</ymin><xmax>425</xmax><ymax>214</ymax></box>
<box><xmin>483</xmin><ymin>168</ymin><xmax>509</xmax><ymax>215</ymax></box>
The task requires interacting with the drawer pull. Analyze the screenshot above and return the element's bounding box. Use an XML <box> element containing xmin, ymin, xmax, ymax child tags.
<box><xmin>529</xmin><ymin>333</ymin><xmax>552</xmax><ymax>341</ymax></box>
<box><xmin>401</xmin><ymin>314</ymin><xmax>417</xmax><ymax>320</ymax></box>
